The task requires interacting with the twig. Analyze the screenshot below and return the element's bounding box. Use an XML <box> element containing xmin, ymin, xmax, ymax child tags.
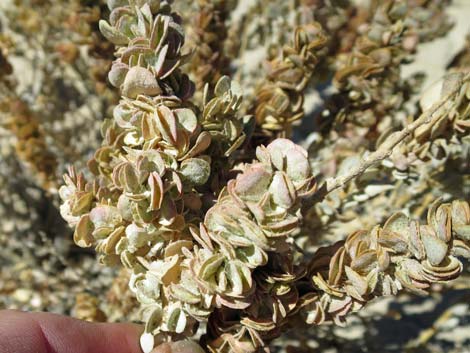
<box><xmin>305</xmin><ymin>72</ymin><xmax>470</xmax><ymax>206</ymax></box>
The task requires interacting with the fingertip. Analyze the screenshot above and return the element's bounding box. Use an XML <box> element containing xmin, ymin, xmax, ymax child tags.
<box><xmin>0</xmin><ymin>310</ymin><xmax>144</xmax><ymax>353</ymax></box>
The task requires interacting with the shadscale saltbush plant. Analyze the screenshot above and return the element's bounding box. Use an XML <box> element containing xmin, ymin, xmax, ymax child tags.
<box><xmin>54</xmin><ymin>0</ymin><xmax>470</xmax><ymax>352</ymax></box>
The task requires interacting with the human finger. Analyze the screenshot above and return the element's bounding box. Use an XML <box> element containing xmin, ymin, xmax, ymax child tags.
<box><xmin>0</xmin><ymin>310</ymin><xmax>142</xmax><ymax>353</ymax></box>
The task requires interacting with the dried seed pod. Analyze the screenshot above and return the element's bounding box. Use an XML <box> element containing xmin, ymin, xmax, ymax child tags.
<box><xmin>1</xmin><ymin>96</ymin><xmax>58</xmax><ymax>190</ymax></box>
<box><xmin>204</xmin><ymin>199</ymin><xmax>470</xmax><ymax>352</ymax></box>
<box><xmin>300</xmin><ymin>199</ymin><xmax>470</xmax><ymax>325</ymax></box>
<box><xmin>200</xmin><ymin>76</ymin><xmax>246</xmax><ymax>158</ymax></box>
<box><xmin>185</xmin><ymin>0</ymin><xmax>238</xmax><ymax>102</ymax></box>
<box><xmin>319</xmin><ymin>0</ymin><xmax>452</xmax><ymax>133</ymax></box>
<box><xmin>253</xmin><ymin>23</ymin><xmax>327</xmax><ymax>139</ymax></box>
<box><xmin>388</xmin><ymin>72</ymin><xmax>470</xmax><ymax>178</ymax></box>
<box><xmin>100</xmin><ymin>0</ymin><xmax>192</xmax><ymax>98</ymax></box>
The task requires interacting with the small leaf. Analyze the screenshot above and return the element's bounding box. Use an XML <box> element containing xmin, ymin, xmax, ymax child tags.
<box><xmin>148</xmin><ymin>172</ymin><xmax>164</xmax><ymax>210</ymax></box>
<box><xmin>167</xmin><ymin>307</ymin><xmax>187</xmax><ymax>334</ymax></box>
<box><xmin>108</xmin><ymin>62</ymin><xmax>129</xmax><ymax>88</ymax></box>
<box><xmin>150</xmin><ymin>15</ymin><xmax>169</xmax><ymax>50</ymax></box>
<box><xmin>214</xmin><ymin>76</ymin><xmax>231</xmax><ymax>97</ymax></box>
<box><xmin>269</xmin><ymin>171</ymin><xmax>296</xmax><ymax>208</ymax></box>
<box><xmin>285</xmin><ymin>145</ymin><xmax>311</xmax><ymax>183</ymax></box>
<box><xmin>345</xmin><ymin>266</ymin><xmax>368</xmax><ymax>296</ymax></box>
<box><xmin>122</xmin><ymin>67</ymin><xmax>162</xmax><ymax>98</ymax></box>
<box><xmin>234</xmin><ymin>164</ymin><xmax>271</xmax><ymax>200</ymax></box>
<box><xmin>106</xmin><ymin>0</ymin><xmax>127</xmax><ymax>10</ymax></box>
<box><xmin>99</xmin><ymin>20</ymin><xmax>129</xmax><ymax>45</ymax></box>
<box><xmin>144</xmin><ymin>306</ymin><xmax>162</xmax><ymax>333</ymax></box>
<box><xmin>421</xmin><ymin>226</ymin><xmax>448</xmax><ymax>266</ymax></box>
<box><xmin>74</xmin><ymin>215</ymin><xmax>95</xmax><ymax>248</ymax></box>
<box><xmin>155</xmin><ymin>105</ymin><xmax>178</xmax><ymax>145</ymax></box>
<box><xmin>180</xmin><ymin>158</ymin><xmax>210</xmax><ymax>185</ymax></box>
<box><xmin>154</xmin><ymin>44</ymin><xmax>169</xmax><ymax>76</ymax></box>
<box><xmin>383</xmin><ymin>212</ymin><xmax>409</xmax><ymax>235</ymax></box>
<box><xmin>451</xmin><ymin>200</ymin><xmax>470</xmax><ymax>225</ymax></box>
<box><xmin>199</xmin><ymin>254</ymin><xmax>224</xmax><ymax>280</ymax></box>
<box><xmin>181</xmin><ymin>131</ymin><xmax>211</xmax><ymax>160</ymax></box>
<box><xmin>71</xmin><ymin>192</ymin><xmax>93</xmax><ymax>215</ymax></box>
<box><xmin>454</xmin><ymin>224</ymin><xmax>470</xmax><ymax>240</ymax></box>
<box><xmin>227</xmin><ymin>262</ymin><xmax>243</xmax><ymax>295</ymax></box>
<box><xmin>170</xmin><ymin>284</ymin><xmax>200</xmax><ymax>304</ymax></box>
<box><xmin>174</xmin><ymin>108</ymin><xmax>198</xmax><ymax>134</ymax></box>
